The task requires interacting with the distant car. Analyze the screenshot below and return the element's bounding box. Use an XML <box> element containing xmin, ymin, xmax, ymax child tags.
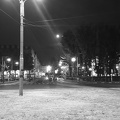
<box><xmin>41</xmin><ymin>75</ymin><xmax>49</xmax><ymax>81</ymax></box>
<box><xmin>38</xmin><ymin>75</ymin><xmax>49</xmax><ymax>84</ymax></box>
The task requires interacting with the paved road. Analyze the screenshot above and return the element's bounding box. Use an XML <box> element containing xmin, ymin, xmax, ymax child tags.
<box><xmin>1</xmin><ymin>78</ymin><xmax>120</xmax><ymax>91</ymax></box>
<box><xmin>0</xmin><ymin>79</ymin><xmax>81</xmax><ymax>90</ymax></box>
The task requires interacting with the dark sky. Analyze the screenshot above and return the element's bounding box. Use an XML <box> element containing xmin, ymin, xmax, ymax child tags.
<box><xmin>0</xmin><ymin>0</ymin><xmax>120</xmax><ymax>64</ymax></box>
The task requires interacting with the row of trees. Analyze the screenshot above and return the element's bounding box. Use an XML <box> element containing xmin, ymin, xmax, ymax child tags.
<box><xmin>61</xmin><ymin>23</ymin><xmax>120</xmax><ymax>76</ymax></box>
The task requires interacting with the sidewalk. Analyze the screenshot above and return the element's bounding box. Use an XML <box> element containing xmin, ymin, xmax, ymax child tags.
<box><xmin>0</xmin><ymin>80</ymin><xmax>28</xmax><ymax>86</ymax></box>
<box><xmin>0</xmin><ymin>80</ymin><xmax>19</xmax><ymax>85</ymax></box>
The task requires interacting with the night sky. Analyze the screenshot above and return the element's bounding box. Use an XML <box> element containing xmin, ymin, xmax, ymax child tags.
<box><xmin>0</xmin><ymin>0</ymin><xmax>120</xmax><ymax>64</ymax></box>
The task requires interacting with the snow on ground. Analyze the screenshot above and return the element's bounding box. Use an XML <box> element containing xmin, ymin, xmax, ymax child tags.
<box><xmin>0</xmin><ymin>85</ymin><xmax>120</xmax><ymax>120</ymax></box>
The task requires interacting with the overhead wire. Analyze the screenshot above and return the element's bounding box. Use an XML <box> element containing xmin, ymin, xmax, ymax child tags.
<box><xmin>24</xmin><ymin>22</ymin><xmax>49</xmax><ymax>30</ymax></box>
<box><xmin>0</xmin><ymin>8</ymin><xmax>19</xmax><ymax>25</ymax></box>
<box><xmin>0</xmin><ymin>9</ymin><xmax>50</xmax><ymax>30</ymax></box>
<box><xmin>23</xmin><ymin>11</ymin><xmax>119</xmax><ymax>25</ymax></box>
<box><xmin>1</xmin><ymin>8</ymin><xmax>119</xmax><ymax>31</ymax></box>
<box><xmin>0</xmin><ymin>6</ymin><xmax>119</xmax><ymax>27</ymax></box>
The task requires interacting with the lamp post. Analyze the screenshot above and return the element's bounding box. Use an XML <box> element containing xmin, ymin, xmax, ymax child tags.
<box><xmin>76</xmin><ymin>56</ymin><xmax>79</xmax><ymax>76</ymax></box>
<box><xmin>71</xmin><ymin>57</ymin><xmax>76</xmax><ymax>78</ymax></box>
<box><xmin>19</xmin><ymin>0</ymin><xmax>25</xmax><ymax>96</ymax></box>
<box><xmin>15</xmin><ymin>61</ymin><xmax>19</xmax><ymax>80</ymax></box>
<box><xmin>19</xmin><ymin>0</ymin><xmax>42</xmax><ymax>95</ymax></box>
<box><xmin>1</xmin><ymin>57</ymin><xmax>5</xmax><ymax>83</ymax></box>
<box><xmin>2</xmin><ymin>0</ymin><xmax>42</xmax><ymax>95</ymax></box>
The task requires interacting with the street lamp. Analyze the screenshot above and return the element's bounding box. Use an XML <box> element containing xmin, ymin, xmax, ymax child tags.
<box><xmin>56</xmin><ymin>34</ymin><xmax>60</xmax><ymax>39</ymax></box>
<box><xmin>15</xmin><ymin>61</ymin><xmax>19</xmax><ymax>66</ymax></box>
<box><xmin>15</xmin><ymin>61</ymin><xmax>19</xmax><ymax>79</ymax></box>
<box><xmin>19</xmin><ymin>0</ymin><xmax>26</xmax><ymax>96</ymax></box>
<box><xmin>19</xmin><ymin>0</ymin><xmax>43</xmax><ymax>96</ymax></box>
<box><xmin>71</xmin><ymin>57</ymin><xmax>76</xmax><ymax>78</ymax></box>
<box><xmin>6</xmin><ymin>58</ymin><xmax>11</xmax><ymax>62</ymax></box>
<box><xmin>6</xmin><ymin>57</ymin><xmax>12</xmax><ymax>74</ymax></box>
<box><xmin>3</xmin><ymin>0</ymin><xmax>42</xmax><ymax>95</ymax></box>
<box><xmin>71</xmin><ymin>57</ymin><xmax>76</xmax><ymax>63</ymax></box>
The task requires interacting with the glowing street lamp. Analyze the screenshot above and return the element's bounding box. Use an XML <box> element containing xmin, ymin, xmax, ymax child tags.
<box><xmin>71</xmin><ymin>57</ymin><xmax>76</xmax><ymax>63</ymax></box>
<box><xmin>6</xmin><ymin>58</ymin><xmax>11</xmax><ymax>62</ymax></box>
<box><xmin>15</xmin><ymin>61</ymin><xmax>19</xmax><ymax>66</ymax></box>
<box><xmin>56</xmin><ymin>34</ymin><xmax>60</xmax><ymax>39</ymax></box>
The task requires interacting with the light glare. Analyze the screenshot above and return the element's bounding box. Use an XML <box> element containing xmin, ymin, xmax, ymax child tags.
<box><xmin>56</xmin><ymin>34</ymin><xmax>60</xmax><ymax>38</ymax></box>
<box><xmin>46</xmin><ymin>65</ymin><xmax>52</xmax><ymax>72</ymax></box>
<box><xmin>71</xmin><ymin>57</ymin><xmax>76</xmax><ymax>62</ymax></box>
<box><xmin>6</xmin><ymin>58</ymin><xmax>11</xmax><ymax>62</ymax></box>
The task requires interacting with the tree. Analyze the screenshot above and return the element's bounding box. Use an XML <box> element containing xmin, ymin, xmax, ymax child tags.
<box><xmin>61</xmin><ymin>23</ymin><xmax>120</xmax><ymax>76</ymax></box>
<box><xmin>24</xmin><ymin>48</ymin><xmax>34</xmax><ymax>70</ymax></box>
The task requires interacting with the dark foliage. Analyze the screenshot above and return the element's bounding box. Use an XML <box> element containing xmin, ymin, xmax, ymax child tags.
<box><xmin>61</xmin><ymin>23</ymin><xmax>120</xmax><ymax>76</ymax></box>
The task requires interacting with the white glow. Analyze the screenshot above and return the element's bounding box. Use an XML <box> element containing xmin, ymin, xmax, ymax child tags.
<box><xmin>59</xmin><ymin>61</ymin><xmax>62</xmax><ymax>66</ymax></box>
<box><xmin>45</xmin><ymin>76</ymin><xmax>49</xmax><ymax>80</ymax></box>
<box><xmin>24</xmin><ymin>70</ymin><xmax>27</xmax><ymax>75</ymax></box>
<box><xmin>4</xmin><ymin>71</ymin><xmax>7</xmax><ymax>75</ymax></box>
<box><xmin>15</xmin><ymin>61</ymin><xmax>19</xmax><ymax>65</ymax></box>
<box><xmin>116</xmin><ymin>64</ymin><xmax>119</xmax><ymax>70</ymax></box>
<box><xmin>41</xmin><ymin>73</ymin><xmax>45</xmax><ymax>76</ymax></box>
<box><xmin>46</xmin><ymin>65</ymin><xmax>52</xmax><ymax>72</ymax></box>
<box><xmin>89</xmin><ymin>68</ymin><xmax>92</xmax><ymax>71</ymax></box>
<box><xmin>56</xmin><ymin>34</ymin><xmax>60</xmax><ymax>39</ymax></box>
<box><xmin>6</xmin><ymin>58</ymin><xmax>11</xmax><ymax>62</ymax></box>
<box><xmin>92</xmin><ymin>71</ymin><xmax>97</xmax><ymax>76</ymax></box>
<box><xmin>11</xmin><ymin>70</ymin><xmax>15</xmax><ymax>74</ymax></box>
<box><xmin>55</xmin><ymin>69</ymin><xmax>58</xmax><ymax>74</ymax></box>
<box><xmin>82</xmin><ymin>66</ymin><xmax>85</xmax><ymax>69</ymax></box>
<box><xmin>71</xmin><ymin>57</ymin><xmax>76</xmax><ymax>62</ymax></box>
